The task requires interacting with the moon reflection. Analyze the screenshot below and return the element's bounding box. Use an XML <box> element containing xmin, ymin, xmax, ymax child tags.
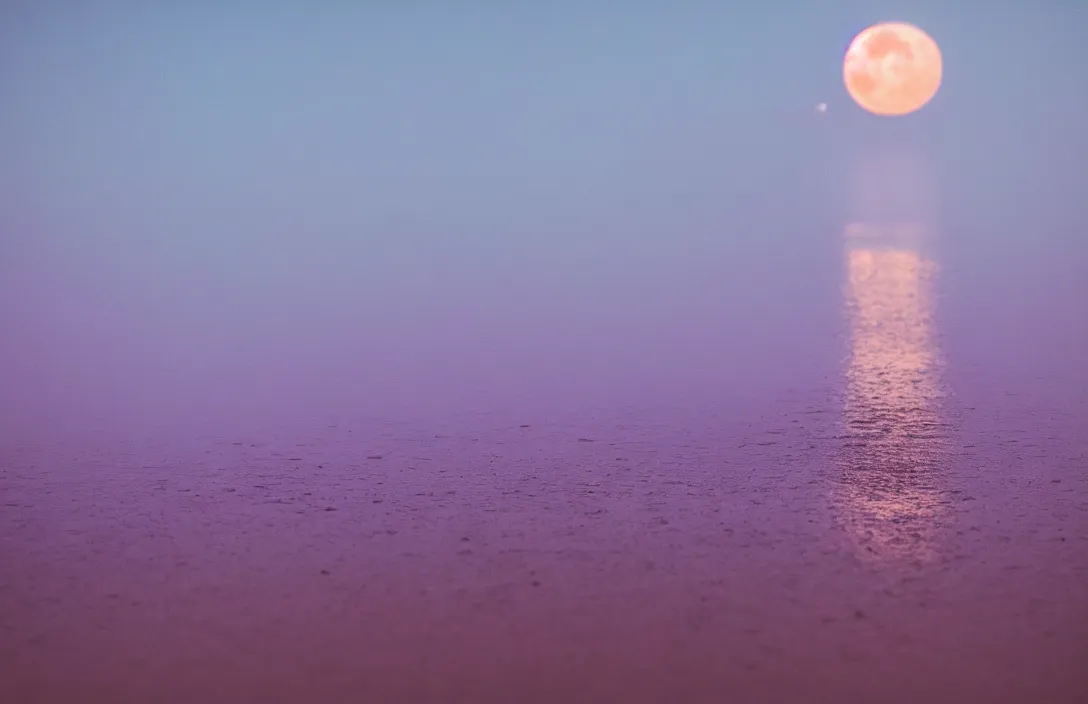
<box><xmin>832</xmin><ymin>145</ymin><xmax>952</xmax><ymax>564</ymax></box>
<box><xmin>835</xmin><ymin>227</ymin><xmax>950</xmax><ymax>564</ymax></box>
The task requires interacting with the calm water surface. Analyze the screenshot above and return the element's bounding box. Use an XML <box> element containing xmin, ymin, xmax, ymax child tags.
<box><xmin>2</xmin><ymin>155</ymin><xmax>1086</xmax><ymax>703</ymax></box>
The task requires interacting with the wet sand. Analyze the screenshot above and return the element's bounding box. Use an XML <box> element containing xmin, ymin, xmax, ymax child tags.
<box><xmin>3</xmin><ymin>376</ymin><xmax>1086</xmax><ymax>703</ymax></box>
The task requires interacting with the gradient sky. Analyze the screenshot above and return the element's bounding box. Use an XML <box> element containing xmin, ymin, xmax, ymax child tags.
<box><xmin>1</xmin><ymin>3</ymin><xmax>1085</xmax><ymax>433</ymax></box>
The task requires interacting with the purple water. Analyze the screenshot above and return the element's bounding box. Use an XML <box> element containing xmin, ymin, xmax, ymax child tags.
<box><xmin>3</xmin><ymin>186</ymin><xmax>1086</xmax><ymax>702</ymax></box>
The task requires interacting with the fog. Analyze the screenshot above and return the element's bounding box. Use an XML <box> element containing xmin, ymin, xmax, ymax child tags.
<box><xmin>4</xmin><ymin>5</ymin><xmax>1088</xmax><ymax>703</ymax></box>
<box><xmin>1</xmin><ymin>4</ymin><xmax>1084</xmax><ymax>432</ymax></box>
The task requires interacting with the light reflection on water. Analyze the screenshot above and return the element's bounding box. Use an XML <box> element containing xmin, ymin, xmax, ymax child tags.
<box><xmin>835</xmin><ymin>229</ymin><xmax>950</xmax><ymax>565</ymax></box>
<box><xmin>833</xmin><ymin>146</ymin><xmax>952</xmax><ymax>565</ymax></box>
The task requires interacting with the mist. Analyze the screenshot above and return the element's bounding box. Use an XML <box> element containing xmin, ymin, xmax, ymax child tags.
<box><xmin>3</xmin><ymin>4</ymin><xmax>1088</xmax><ymax>703</ymax></box>
<box><xmin>3</xmin><ymin>4</ymin><xmax>1084</xmax><ymax>437</ymax></box>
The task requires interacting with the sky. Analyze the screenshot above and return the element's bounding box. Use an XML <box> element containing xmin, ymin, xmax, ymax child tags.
<box><xmin>1</xmin><ymin>2</ymin><xmax>1085</xmax><ymax>434</ymax></box>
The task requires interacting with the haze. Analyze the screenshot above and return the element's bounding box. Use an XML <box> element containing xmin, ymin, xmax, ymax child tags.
<box><xmin>2</xmin><ymin>4</ymin><xmax>1085</xmax><ymax>432</ymax></box>
<box><xmin>2</xmin><ymin>4</ymin><xmax>1086</xmax><ymax>703</ymax></box>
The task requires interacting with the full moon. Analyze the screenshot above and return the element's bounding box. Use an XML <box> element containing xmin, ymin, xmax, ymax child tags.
<box><xmin>844</xmin><ymin>22</ymin><xmax>942</xmax><ymax>117</ymax></box>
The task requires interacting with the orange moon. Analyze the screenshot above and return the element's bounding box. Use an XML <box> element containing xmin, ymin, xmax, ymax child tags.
<box><xmin>844</xmin><ymin>22</ymin><xmax>942</xmax><ymax>116</ymax></box>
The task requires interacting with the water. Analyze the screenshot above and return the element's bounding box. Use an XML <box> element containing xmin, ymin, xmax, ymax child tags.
<box><xmin>2</xmin><ymin>153</ymin><xmax>1085</xmax><ymax>702</ymax></box>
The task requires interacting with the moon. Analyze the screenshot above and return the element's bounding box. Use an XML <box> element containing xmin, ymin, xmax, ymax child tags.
<box><xmin>844</xmin><ymin>22</ymin><xmax>942</xmax><ymax>117</ymax></box>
